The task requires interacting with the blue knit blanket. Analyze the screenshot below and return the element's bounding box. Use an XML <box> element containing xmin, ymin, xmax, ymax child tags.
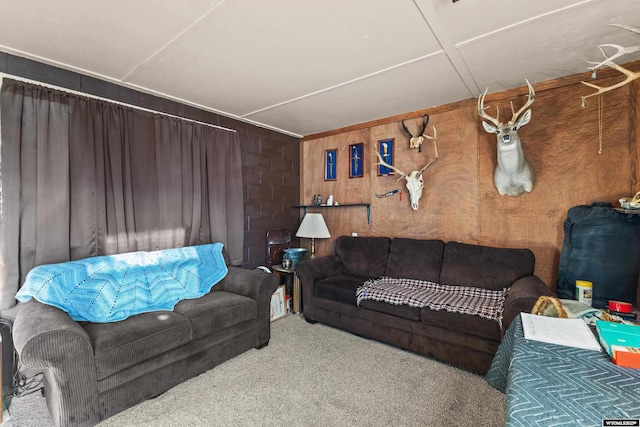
<box><xmin>16</xmin><ymin>243</ymin><xmax>228</xmax><ymax>322</ymax></box>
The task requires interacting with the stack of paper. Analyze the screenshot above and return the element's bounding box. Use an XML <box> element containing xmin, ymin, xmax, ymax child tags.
<box><xmin>521</xmin><ymin>313</ymin><xmax>602</xmax><ymax>351</ymax></box>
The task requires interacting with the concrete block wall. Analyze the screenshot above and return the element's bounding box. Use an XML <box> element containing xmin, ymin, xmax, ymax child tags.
<box><xmin>238</xmin><ymin>123</ymin><xmax>300</xmax><ymax>268</ymax></box>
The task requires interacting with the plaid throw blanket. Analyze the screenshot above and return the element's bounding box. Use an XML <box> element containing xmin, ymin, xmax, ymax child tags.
<box><xmin>357</xmin><ymin>277</ymin><xmax>508</xmax><ymax>323</ymax></box>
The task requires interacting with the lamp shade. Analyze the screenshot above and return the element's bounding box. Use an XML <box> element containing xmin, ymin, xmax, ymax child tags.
<box><xmin>295</xmin><ymin>213</ymin><xmax>330</xmax><ymax>239</ymax></box>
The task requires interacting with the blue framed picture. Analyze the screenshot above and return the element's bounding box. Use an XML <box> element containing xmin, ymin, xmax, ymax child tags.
<box><xmin>325</xmin><ymin>149</ymin><xmax>337</xmax><ymax>181</ymax></box>
<box><xmin>349</xmin><ymin>143</ymin><xmax>364</xmax><ymax>178</ymax></box>
<box><xmin>377</xmin><ymin>139</ymin><xmax>394</xmax><ymax>176</ymax></box>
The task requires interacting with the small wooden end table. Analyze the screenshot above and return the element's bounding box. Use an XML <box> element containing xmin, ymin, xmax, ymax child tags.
<box><xmin>271</xmin><ymin>264</ymin><xmax>301</xmax><ymax>313</ymax></box>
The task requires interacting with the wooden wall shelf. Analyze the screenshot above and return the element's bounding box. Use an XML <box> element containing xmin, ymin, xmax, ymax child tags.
<box><xmin>292</xmin><ymin>203</ymin><xmax>371</xmax><ymax>223</ymax></box>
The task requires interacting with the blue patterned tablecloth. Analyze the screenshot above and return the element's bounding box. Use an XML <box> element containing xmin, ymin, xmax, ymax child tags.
<box><xmin>486</xmin><ymin>315</ymin><xmax>640</xmax><ymax>426</ymax></box>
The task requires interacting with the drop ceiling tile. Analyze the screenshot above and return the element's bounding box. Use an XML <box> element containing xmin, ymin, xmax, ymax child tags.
<box><xmin>429</xmin><ymin>0</ymin><xmax>595</xmax><ymax>45</ymax></box>
<box><xmin>459</xmin><ymin>0</ymin><xmax>640</xmax><ymax>94</ymax></box>
<box><xmin>126</xmin><ymin>0</ymin><xmax>442</xmax><ymax>116</ymax></box>
<box><xmin>1</xmin><ymin>0</ymin><xmax>639</xmax><ymax>137</ymax></box>
<box><xmin>245</xmin><ymin>53</ymin><xmax>472</xmax><ymax>136</ymax></box>
<box><xmin>0</xmin><ymin>0</ymin><xmax>221</xmax><ymax>79</ymax></box>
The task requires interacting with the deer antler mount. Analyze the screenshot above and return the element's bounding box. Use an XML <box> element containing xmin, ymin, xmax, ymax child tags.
<box><xmin>478</xmin><ymin>80</ymin><xmax>536</xmax><ymax>196</ymax></box>
<box><xmin>401</xmin><ymin>115</ymin><xmax>430</xmax><ymax>153</ymax></box>
<box><xmin>581</xmin><ymin>24</ymin><xmax>640</xmax><ymax>102</ymax></box>
<box><xmin>373</xmin><ymin>127</ymin><xmax>438</xmax><ymax>211</ymax></box>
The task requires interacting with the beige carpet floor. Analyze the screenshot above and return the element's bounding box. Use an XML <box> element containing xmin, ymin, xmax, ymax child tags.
<box><xmin>6</xmin><ymin>314</ymin><xmax>506</xmax><ymax>426</ymax></box>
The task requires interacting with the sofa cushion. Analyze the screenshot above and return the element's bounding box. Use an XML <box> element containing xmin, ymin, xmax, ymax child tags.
<box><xmin>439</xmin><ymin>242</ymin><xmax>535</xmax><ymax>291</ymax></box>
<box><xmin>359</xmin><ymin>300</ymin><xmax>422</xmax><ymax>321</ymax></box>
<box><xmin>384</xmin><ymin>238</ymin><xmax>445</xmax><ymax>282</ymax></box>
<box><xmin>314</xmin><ymin>274</ymin><xmax>369</xmax><ymax>306</ymax></box>
<box><xmin>174</xmin><ymin>290</ymin><xmax>257</xmax><ymax>339</ymax></box>
<box><xmin>82</xmin><ymin>311</ymin><xmax>192</xmax><ymax>380</ymax></box>
<box><xmin>335</xmin><ymin>236</ymin><xmax>391</xmax><ymax>277</ymax></box>
<box><xmin>421</xmin><ymin>307</ymin><xmax>501</xmax><ymax>341</ymax></box>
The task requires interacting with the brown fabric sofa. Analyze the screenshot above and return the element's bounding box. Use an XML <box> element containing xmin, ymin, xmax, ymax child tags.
<box><xmin>13</xmin><ymin>266</ymin><xmax>279</xmax><ymax>426</ymax></box>
<box><xmin>296</xmin><ymin>236</ymin><xmax>553</xmax><ymax>373</ymax></box>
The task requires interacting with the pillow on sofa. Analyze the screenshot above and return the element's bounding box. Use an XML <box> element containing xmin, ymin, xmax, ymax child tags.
<box><xmin>335</xmin><ymin>236</ymin><xmax>391</xmax><ymax>277</ymax></box>
<box><xmin>385</xmin><ymin>238</ymin><xmax>445</xmax><ymax>282</ymax></box>
<box><xmin>439</xmin><ymin>241</ymin><xmax>535</xmax><ymax>290</ymax></box>
<box><xmin>16</xmin><ymin>243</ymin><xmax>228</xmax><ymax>323</ymax></box>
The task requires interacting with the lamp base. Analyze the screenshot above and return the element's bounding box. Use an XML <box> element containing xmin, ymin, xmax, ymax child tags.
<box><xmin>310</xmin><ymin>239</ymin><xmax>316</xmax><ymax>259</ymax></box>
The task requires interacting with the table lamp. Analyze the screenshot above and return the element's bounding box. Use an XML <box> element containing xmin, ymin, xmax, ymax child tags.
<box><xmin>295</xmin><ymin>213</ymin><xmax>330</xmax><ymax>259</ymax></box>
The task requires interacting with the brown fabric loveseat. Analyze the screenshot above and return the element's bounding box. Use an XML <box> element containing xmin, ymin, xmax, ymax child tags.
<box><xmin>296</xmin><ymin>236</ymin><xmax>553</xmax><ymax>373</ymax></box>
<box><xmin>13</xmin><ymin>266</ymin><xmax>279</xmax><ymax>426</ymax></box>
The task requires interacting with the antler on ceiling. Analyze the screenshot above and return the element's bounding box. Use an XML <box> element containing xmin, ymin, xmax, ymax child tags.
<box><xmin>581</xmin><ymin>24</ymin><xmax>640</xmax><ymax>101</ymax></box>
<box><xmin>581</xmin><ymin>62</ymin><xmax>640</xmax><ymax>100</ymax></box>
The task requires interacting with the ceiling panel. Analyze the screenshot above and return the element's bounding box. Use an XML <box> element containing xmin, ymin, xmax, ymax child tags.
<box><xmin>431</xmin><ymin>0</ymin><xmax>594</xmax><ymax>45</ymax></box>
<box><xmin>0</xmin><ymin>0</ymin><xmax>222</xmax><ymax>79</ymax></box>
<box><xmin>459</xmin><ymin>0</ymin><xmax>640</xmax><ymax>94</ymax></box>
<box><xmin>125</xmin><ymin>0</ymin><xmax>442</xmax><ymax>116</ymax></box>
<box><xmin>0</xmin><ymin>0</ymin><xmax>640</xmax><ymax>137</ymax></box>
<box><xmin>246</xmin><ymin>53</ymin><xmax>471</xmax><ymax>136</ymax></box>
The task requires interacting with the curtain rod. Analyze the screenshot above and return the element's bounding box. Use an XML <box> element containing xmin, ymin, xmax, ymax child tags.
<box><xmin>0</xmin><ymin>73</ymin><xmax>238</xmax><ymax>133</ymax></box>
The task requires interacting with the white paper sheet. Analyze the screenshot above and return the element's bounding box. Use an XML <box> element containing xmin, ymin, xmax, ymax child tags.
<box><xmin>520</xmin><ymin>313</ymin><xmax>602</xmax><ymax>352</ymax></box>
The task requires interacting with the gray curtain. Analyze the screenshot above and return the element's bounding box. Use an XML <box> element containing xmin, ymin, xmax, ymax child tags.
<box><xmin>0</xmin><ymin>79</ymin><xmax>244</xmax><ymax>310</ymax></box>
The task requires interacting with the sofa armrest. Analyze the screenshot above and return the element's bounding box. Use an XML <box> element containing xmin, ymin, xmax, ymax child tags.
<box><xmin>217</xmin><ymin>266</ymin><xmax>279</xmax><ymax>301</ymax></box>
<box><xmin>13</xmin><ymin>300</ymin><xmax>100</xmax><ymax>426</ymax></box>
<box><xmin>216</xmin><ymin>266</ymin><xmax>279</xmax><ymax>346</ymax></box>
<box><xmin>296</xmin><ymin>255</ymin><xmax>343</xmax><ymax>321</ymax></box>
<box><xmin>502</xmin><ymin>276</ymin><xmax>554</xmax><ymax>334</ymax></box>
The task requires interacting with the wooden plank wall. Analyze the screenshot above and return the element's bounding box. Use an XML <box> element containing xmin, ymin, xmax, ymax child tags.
<box><xmin>300</xmin><ymin>70</ymin><xmax>639</xmax><ymax>298</ymax></box>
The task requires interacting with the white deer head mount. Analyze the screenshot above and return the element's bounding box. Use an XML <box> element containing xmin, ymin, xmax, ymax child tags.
<box><xmin>373</xmin><ymin>127</ymin><xmax>438</xmax><ymax>210</ymax></box>
<box><xmin>478</xmin><ymin>80</ymin><xmax>536</xmax><ymax>196</ymax></box>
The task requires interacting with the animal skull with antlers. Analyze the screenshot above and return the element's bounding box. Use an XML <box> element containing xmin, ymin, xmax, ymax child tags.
<box><xmin>373</xmin><ymin>126</ymin><xmax>438</xmax><ymax>210</ymax></box>
<box><xmin>402</xmin><ymin>115</ymin><xmax>430</xmax><ymax>152</ymax></box>
<box><xmin>478</xmin><ymin>80</ymin><xmax>536</xmax><ymax>196</ymax></box>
